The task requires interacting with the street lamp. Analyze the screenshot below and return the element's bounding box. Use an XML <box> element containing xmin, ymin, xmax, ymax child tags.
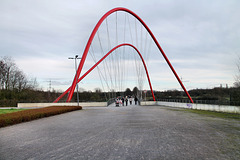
<box><xmin>68</xmin><ymin>55</ymin><xmax>82</xmax><ymax>106</ymax></box>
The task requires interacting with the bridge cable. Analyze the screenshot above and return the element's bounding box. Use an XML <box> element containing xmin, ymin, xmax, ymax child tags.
<box><xmin>97</xmin><ymin>31</ymin><xmax>114</xmax><ymax>97</ymax></box>
<box><xmin>105</xmin><ymin>18</ymin><xmax>114</xmax><ymax>97</ymax></box>
<box><xmin>89</xmin><ymin>45</ymin><xmax>109</xmax><ymax>101</ymax></box>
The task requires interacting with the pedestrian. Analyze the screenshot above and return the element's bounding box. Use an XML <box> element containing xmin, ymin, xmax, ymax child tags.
<box><xmin>125</xmin><ymin>96</ymin><xmax>128</xmax><ymax>106</ymax></box>
<box><xmin>134</xmin><ymin>96</ymin><xmax>138</xmax><ymax>105</ymax></box>
<box><xmin>115</xmin><ymin>98</ymin><xmax>119</xmax><ymax>107</ymax></box>
<box><xmin>121</xmin><ymin>97</ymin><xmax>125</xmax><ymax>106</ymax></box>
<box><xmin>119</xmin><ymin>99</ymin><xmax>122</xmax><ymax>106</ymax></box>
<box><xmin>129</xmin><ymin>96</ymin><xmax>133</xmax><ymax>105</ymax></box>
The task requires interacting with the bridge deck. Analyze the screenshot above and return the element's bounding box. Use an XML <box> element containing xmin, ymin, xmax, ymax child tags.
<box><xmin>0</xmin><ymin>105</ymin><xmax>239</xmax><ymax>159</ymax></box>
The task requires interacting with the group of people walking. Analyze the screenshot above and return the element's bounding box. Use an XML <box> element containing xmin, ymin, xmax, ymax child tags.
<box><xmin>115</xmin><ymin>96</ymin><xmax>138</xmax><ymax>107</ymax></box>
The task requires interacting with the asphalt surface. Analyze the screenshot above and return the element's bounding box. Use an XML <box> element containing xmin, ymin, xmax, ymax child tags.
<box><xmin>0</xmin><ymin>105</ymin><xmax>239</xmax><ymax>160</ymax></box>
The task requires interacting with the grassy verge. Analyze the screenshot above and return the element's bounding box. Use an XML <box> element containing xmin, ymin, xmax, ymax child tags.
<box><xmin>182</xmin><ymin>109</ymin><xmax>240</xmax><ymax>120</ymax></box>
<box><xmin>0</xmin><ymin>106</ymin><xmax>82</xmax><ymax>128</ymax></box>
<box><xmin>0</xmin><ymin>109</ymin><xmax>26</xmax><ymax>115</ymax></box>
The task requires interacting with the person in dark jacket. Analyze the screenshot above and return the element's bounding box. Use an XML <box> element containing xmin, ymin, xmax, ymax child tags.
<box><xmin>125</xmin><ymin>96</ymin><xmax>128</xmax><ymax>106</ymax></box>
<box><xmin>134</xmin><ymin>96</ymin><xmax>138</xmax><ymax>105</ymax></box>
<box><xmin>121</xmin><ymin>97</ymin><xmax>125</xmax><ymax>106</ymax></box>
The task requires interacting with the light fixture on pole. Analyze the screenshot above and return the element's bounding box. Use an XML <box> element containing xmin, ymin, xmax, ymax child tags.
<box><xmin>68</xmin><ymin>55</ymin><xmax>82</xmax><ymax>106</ymax></box>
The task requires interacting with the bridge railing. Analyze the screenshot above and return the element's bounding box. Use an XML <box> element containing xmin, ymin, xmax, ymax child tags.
<box><xmin>107</xmin><ymin>98</ymin><xmax>116</xmax><ymax>106</ymax></box>
<box><xmin>158</xmin><ymin>99</ymin><xmax>240</xmax><ymax>106</ymax></box>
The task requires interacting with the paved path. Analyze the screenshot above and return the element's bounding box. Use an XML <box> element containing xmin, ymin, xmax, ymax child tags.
<box><xmin>0</xmin><ymin>105</ymin><xmax>239</xmax><ymax>160</ymax></box>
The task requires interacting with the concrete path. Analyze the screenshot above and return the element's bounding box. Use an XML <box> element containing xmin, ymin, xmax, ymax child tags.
<box><xmin>0</xmin><ymin>105</ymin><xmax>239</xmax><ymax>160</ymax></box>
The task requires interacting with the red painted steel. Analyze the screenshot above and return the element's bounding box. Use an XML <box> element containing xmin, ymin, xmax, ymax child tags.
<box><xmin>54</xmin><ymin>43</ymin><xmax>155</xmax><ymax>102</ymax></box>
<box><xmin>67</xmin><ymin>7</ymin><xmax>194</xmax><ymax>103</ymax></box>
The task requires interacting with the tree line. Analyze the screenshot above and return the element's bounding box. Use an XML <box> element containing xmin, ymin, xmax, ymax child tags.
<box><xmin>0</xmin><ymin>56</ymin><xmax>44</xmax><ymax>106</ymax></box>
<box><xmin>0</xmin><ymin>56</ymin><xmax>141</xmax><ymax>106</ymax></box>
<box><xmin>150</xmin><ymin>87</ymin><xmax>240</xmax><ymax>106</ymax></box>
<box><xmin>1</xmin><ymin>56</ymin><xmax>240</xmax><ymax>107</ymax></box>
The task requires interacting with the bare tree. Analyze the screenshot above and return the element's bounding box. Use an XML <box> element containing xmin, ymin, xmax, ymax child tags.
<box><xmin>0</xmin><ymin>59</ymin><xmax>5</xmax><ymax>89</ymax></box>
<box><xmin>132</xmin><ymin>87</ymin><xmax>139</xmax><ymax>97</ymax></box>
<box><xmin>16</xmin><ymin>70</ymin><xmax>27</xmax><ymax>91</ymax></box>
<box><xmin>234</xmin><ymin>56</ymin><xmax>240</xmax><ymax>87</ymax></box>
<box><xmin>0</xmin><ymin>56</ymin><xmax>37</xmax><ymax>91</ymax></box>
<box><xmin>0</xmin><ymin>56</ymin><xmax>15</xmax><ymax>90</ymax></box>
<box><xmin>94</xmin><ymin>87</ymin><xmax>102</xmax><ymax>93</ymax></box>
<box><xmin>9</xmin><ymin>67</ymin><xmax>20</xmax><ymax>89</ymax></box>
<box><xmin>125</xmin><ymin>88</ymin><xmax>132</xmax><ymax>96</ymax></box>
<box><xmin>27</xmin><ymin>77</ymin><xmax>39</xmax><ymax>90</ymax></box>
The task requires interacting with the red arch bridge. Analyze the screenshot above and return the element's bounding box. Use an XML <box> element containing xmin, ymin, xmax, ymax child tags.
<box><xmin>54</xmin><ymin>7</ymin><xmax>194</xmax><ymax>104</ymax></box>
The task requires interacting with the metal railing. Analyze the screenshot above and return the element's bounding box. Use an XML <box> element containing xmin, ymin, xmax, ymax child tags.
<box><xmin>158</xmin><ymin>99</ymin><xmax>240</xmax><ymax>106</ymax></box>
<box><xmin>107</xmin><ymin>98</ymin><xmax>116</xmax><ymax>106</ymax></box>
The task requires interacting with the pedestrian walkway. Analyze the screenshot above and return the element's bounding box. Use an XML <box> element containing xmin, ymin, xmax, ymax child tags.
<box><xmin>0</xmin><ymin>105</ymin><xmax>239</xmax><ymax>159</ymax></box>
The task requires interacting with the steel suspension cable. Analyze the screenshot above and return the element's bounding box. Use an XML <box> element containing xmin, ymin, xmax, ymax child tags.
<box><xmin>106</xmin><ymin>18</ymin><xmax>115</xmax><ymax>97</ymax></box>
<box><xmin>97</xmin><ymin>31</ymin><xmax>114</xmax><ymax>93</ymax></box>
<box><xmin>97</xmin><ymin>31</ymin><xmax>109</xmax><ymax>80</ymax></box>
<box><xmin>89</xmin><ymin>46</ymin><xmax>109</xmax><ymax>100</ymax></box>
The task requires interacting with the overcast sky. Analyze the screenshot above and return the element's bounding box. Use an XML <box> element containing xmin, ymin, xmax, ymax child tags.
<box><xmin>0</xmin><ymin>0</ymin><xmax>239</xmax><ymax>92</ymax></box>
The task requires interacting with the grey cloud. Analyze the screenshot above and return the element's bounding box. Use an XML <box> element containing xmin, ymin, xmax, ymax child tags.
<box><xmin>0</xmin><ymin>0</ymin><xmax>239</xmax><ymax>91</ymax></box>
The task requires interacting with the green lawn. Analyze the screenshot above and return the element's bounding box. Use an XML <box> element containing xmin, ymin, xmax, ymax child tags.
<box><xmin>0</xmin><ymin>109</ymin><xmax>26</xmax><ymax>115</ymax></box>
<box><xmin>167</xmin><ymin>108</ymin><xmax>240</xmax><ymax>120</ymax></box>
<box><xmin>183</xmin><ymin>109</ymin><xmax>240</xmax><ymax>120</ymax></box>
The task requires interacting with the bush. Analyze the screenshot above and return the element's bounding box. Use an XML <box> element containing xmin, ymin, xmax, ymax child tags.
<box><xmin>0</xmin><ymin>106</ymin><xmax>82</xmax><ymax>128</ymax></box>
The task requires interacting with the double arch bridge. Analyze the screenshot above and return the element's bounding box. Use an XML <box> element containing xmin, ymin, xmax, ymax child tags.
<box><xmin>54</xmin><ymin>7</ymin><xmax>194</xmax><ymax>104</ymax></box>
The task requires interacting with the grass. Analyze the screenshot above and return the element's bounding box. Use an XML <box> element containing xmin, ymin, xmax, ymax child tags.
<box><xmin>0</xmin><ymin>109</ymin><xmax>26</xmax><ymax>115</ymax></box>
<box><xmin>182</xmin><ymin>108</ymin><xmax>240</xmax><ymax>120</ymax></box>
<box><xmin>0</xmin><ymin>106</ymin><xmax>82</xmax><ymax>128</ymax></box>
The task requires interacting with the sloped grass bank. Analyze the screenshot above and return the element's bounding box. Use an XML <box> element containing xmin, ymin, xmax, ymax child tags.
<box><xmin>182</xmin><ymin>109</ymin><xmax>240</xmax><ymax>120</ymax></box>
<box><xmin>167</xmin><ymin>107</ymin><xmax>240</xmax><ymax>120</ymax></box>
<box><xmin>0</xmin><ymin>106</ymin><xmax>82</xmax><ymax>128</ymax></box>
<box><xmin>0</xmin><ymin>109</ymin><xmax>26</xmax><ymax>115</ymax></box>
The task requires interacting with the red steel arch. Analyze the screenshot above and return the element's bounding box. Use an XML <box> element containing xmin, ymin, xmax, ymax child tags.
<box><xmin>54</xmin><ymin>43</ymin><xmax>155</xmax><ymax>103</ymax></box>
<box><xmin>67</xmin><ymin>7</ymin><xmax>194</xmax><ymax>103</ymax></box>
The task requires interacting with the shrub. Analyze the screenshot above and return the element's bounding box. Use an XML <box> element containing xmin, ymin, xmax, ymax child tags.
<box><xmin>0</xmin><ymin>106</ymin><xmax>82</xmax><ymax>128</ymax></box>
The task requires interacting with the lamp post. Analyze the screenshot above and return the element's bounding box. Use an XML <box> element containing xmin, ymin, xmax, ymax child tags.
<box><xmin>68</xmin><ymin>55</ymin><xmax>81</xmax><ymax>106</ymax></box>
